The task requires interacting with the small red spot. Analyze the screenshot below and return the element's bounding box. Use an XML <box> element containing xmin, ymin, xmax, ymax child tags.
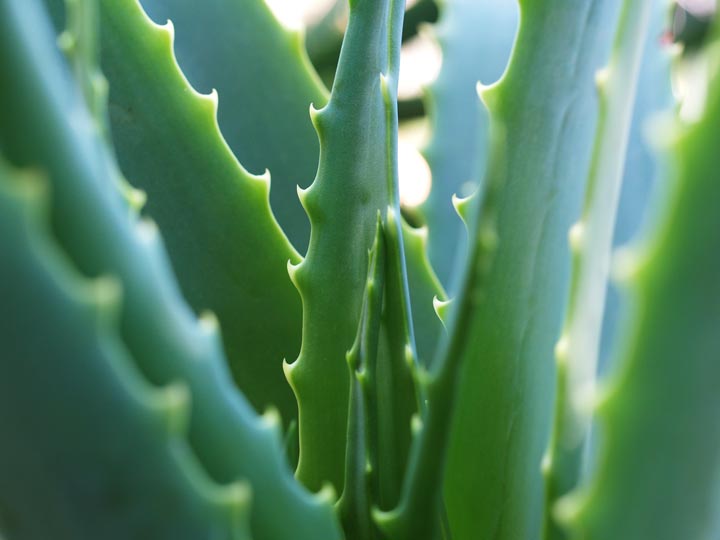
<box><xmin>659</xmin><ymin>30</ymin><xmax>675</xmax><ymax>46</ymax></box>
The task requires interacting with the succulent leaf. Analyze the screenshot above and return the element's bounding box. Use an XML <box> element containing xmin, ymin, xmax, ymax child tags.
<box><xmin>543</xmin><ymin>1</ymin><xmax>655</xmax><ymax>537</ymax></box>
<box><xmin>401</xmin><ymin>219</ymin><xmax>447</xmax><ymax>364</ymax></box>
<box><xmin>137</xmin><ymin>0</ymin><xmax>328</xmax><ymax>253</ymax></box>
<box><xmin>420</xmin><ymin>0</ymin><xmax>518</xmax><ymax>290</ymax></box>
<box><xmin>337</xmin><ymin>219</ymin><xmax>386</xmax><ymax>540</ymax></box>
<box><xmin>0</xmin><ymin>1</ymin><xmax>342</xmax><ymax>538</ymax></box>
<box><xmin>98</xmin><ymin>0</ymin><xmax>304</xmax><ymax>427</ymax></box>
<box><xmin>442</xmin><ymin>2</ymin><xmax>624</xmax><ymax>538</ymax></box>
<box><xmin>285</xmin><ymin>0</ymin><xmax>415</xmax><ymax>496</ymax></box>
<box><xmin>558</xmin><ymin>29</ymin><xmax>720</xmax><ymax>540</ymax></box>
<box><xmin>597</xmin><ymin>0</ymin><xmax>676</xmax><ymax>375</ymax></box>
<box><xmin>0</xmin><ymin>158</ymin><xmax>252</xmax><ymax>540</ymax></box>
<box><xmin>374</xmin><ymin>114</ymin><xmax>504</xmax><ymax>540</ymax></box>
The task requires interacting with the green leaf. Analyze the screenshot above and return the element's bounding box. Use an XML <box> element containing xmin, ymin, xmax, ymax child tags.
<box><xmin>337</xmin><ymin>218</ymin><xmax>386</xmax><ymax>540</ymax></box>
<box><xmin>374</xmin><ymin>121</ymin><xmax>504</xmax><ymax>540</ymax></box>
<box><xmin>285</xmin><ymin>0</ymin><xmax>416</xmax><ymax>496</ymax></box>
<box><xmin>420</xmin><ymin>0</ymin><xmax>517</xmax><ymax>290</ymax></box>
<box><xmin>558</xmin><ymin>34</ymin><xmax>720</xmax><ymax>540</ymax></box>
<box><xmin>0</xmin><ymin>159</ymin><xmax>251</xmax><ymax>540</ymax></box>
<box><xmin>597</xmin><ymin>0</ymin><xmax>675</xmax><ymax>375</ymax></box>
<box><xmin>0</xmin><ymin>1</ymin><xmax>342</xmax><ymax>538</ymax></box>
<box><xmin>138</xmin><ymin>0</ymin><xmax>328</xmax><ymax>253</ymax></box>
<box><xmin>401</xmin><ymin>220</ymin><xmax>447</xmax><ymax>366</ymax></box>
<box><xmin>99</xmin><ymin>0</ymin><xmax>304</xmax><ymax>427</ymax></box>
<box><xmin>542</xmin><ymin>1</ymin><xmax>655</xmax><ymax>537</ymax></box>
<box><xmin>441</xmin><ymin>1</ymin><xmax>623</xmax><ymax>538</ymax></box>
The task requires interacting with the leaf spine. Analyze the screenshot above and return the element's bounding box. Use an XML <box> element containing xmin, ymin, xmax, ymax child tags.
<box><xmin>568</xmin><ymin>221</ymin><xmax>585</xmax><ymax>253</ymax></box>
<box><xmin>287</xmin><ymin>258</ymin><xmax>305</xmax><ymax>289</ymax></box>
<box><xmin>154</xmin><ymin>382</ymin><xmax>191</xmax><ymax>436</ymax></box>
<box><xmin>315</xmin><ymin>482</ymin><xmax>338</xmax><ymax>505</ymax></box>
<box><xmin>452</xmin><ymin>191</ymin><xmax>476</xmax><ymax>225</ymax></box>
<box><xmin>309</xmin><ymin>103</ymin><xmax>327</xmax><ymax>135</ymax></box>
<box><xmin>595</xmin><ymin>65</ymin><xmax>610</xmax><ymax>91</ymax></box>
<box><xmin>261</xmin><ymin>406</ymin><xmax>282</xmax><ymax>433</ymax></box>
<box><xmin>432</xmin><ymin>296</ymin><xmax>453</xmax><ymax>326</ymax></box>
<box><xmin>198</xmin><ymin>310</ymin><xmax>220</xmax><ymax>335</ymax></box>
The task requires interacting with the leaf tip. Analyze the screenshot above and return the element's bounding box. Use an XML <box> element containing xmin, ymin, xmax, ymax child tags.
<box><xmin>432</xmin><ymin>295</ymin><xmax>453</xmax><ymax>326</ymax></box>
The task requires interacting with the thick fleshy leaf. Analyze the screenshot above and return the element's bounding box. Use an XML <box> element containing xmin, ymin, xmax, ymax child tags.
<box><xmin>420</xmin><ymin>0</ymin><xmax>518</xmax><ymax>290</ymax></box>
<box><xmin>0</xmin><ymin>2</ymin><xmax>342</xmax><ymax>538</ymax></box>
<box><xmin>139</xmin><ymin>0</ymin><xmax>328</xmax><ymax>253</ymax></box>
<box><xmin>543</xmin><ymin>1</ymin><xmax>655</xmax><ymax>537</ymax></box>
<box><xmin>0</xmin><ymin>159</ymin><xmax>251</xmax><ymax>540</ymax></box>
<box><xmin>560</xmin><ymin>34</ymin><xmax>720</xmax><ymax>540</ymax></box>
<box><xmin>441</xmin><ymin>2</ymin><xmax>622</xmax><ymax>539</ymax></box>
<box><xmin>285</xmin><ymin>0</ymin><xmax>417</xmax><ymax>497</ymax></box>
<box><xmin>99</xmin><ymin>0</ymin><xmax>304</xmax><ymax>426</ymax></box>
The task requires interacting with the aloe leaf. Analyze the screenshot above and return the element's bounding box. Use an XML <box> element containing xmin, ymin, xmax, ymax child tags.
<box><xmin>136</xmin><ymin>0</ymin><xmax>328</xmax><ymax>253</ymax></box>
<box><xmin>556</xmin><ymin>34</ymin><xmax>720</xmax><ymax>540</ymax></box>
<box><xmin>374</xmin><ymin>205</ymin><xmax>424</xmax><ymax>509</ymax></box>
<box><xmin>307</xmin><ymin>0</ymin><xmax>439</xmax><ymax>87</ymax></box>
<box><xmin>420</xmin><ymin>0</ymin><xmax>517</xmax><ymax>290</ymax></box>
<box><xmin>439</xmin><ymin>2</ymin><xmax>622</xmax><ymax>539</ymax></box>
<box><xmin>402</xmin><ymin>220</ymin><xmax>447</xmax><ymax>365</ymax></box>
<box><xmin>542</xmin><ymin>1</ymin><xmax>654</xmax><ymax>538</ymax></box>
<box><xmin>0</xmin><ymin>2</ymin><xmax>342</xmax><ymax>538</ymax></box>
<box><xmin>98</xmin><ymin>0</ymin><xmax>303</xmax><ymax>426</ymax></box>
<box><xmin>0</xmin><ymin>160</ymin><xmax>251</xmax><ymax>540</ymax></box>
<box><xmin>374</xmin><ymin>119</ymin><xmax>504</xmax><ymax>540</ymax></box>
<box><xmin>285</xmin><ymin>0</ymin><xmax>415</xmax><ymax>495</ymax></box>
<box><xmin>597</xmin><ymin>2</ymin><xmax>675</xmax><ymax>374</ymax></box>
<box><xmin>52</xmin><ymin>0</ymin><xmax>147</xmax><ymax>211</ymax></box>
<box><xmin>337</xmin><ymin>220</ymin><xmax>386</xmax><ymax>540</ymax></box>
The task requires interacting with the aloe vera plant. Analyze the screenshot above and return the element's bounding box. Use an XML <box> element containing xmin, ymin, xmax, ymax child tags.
<box><xmin>1</xmin><ymin>0</ymin><xmax>719</xmax><ymax>538</ymax></box>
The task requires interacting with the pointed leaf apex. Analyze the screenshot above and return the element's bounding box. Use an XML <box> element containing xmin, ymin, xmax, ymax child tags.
<box><xmin>282</xmin><ymin>358</ymin><xmax>297</xmax><ymax>383</ymax></box>
<box><xmin>477</xmin><ymin>80</ymin><xmax>499</xmax><ymax>110</ymax></box>
<box><xmin>160</xmin><ymin>19</ymin><xmax>175</xmax><ymax>41</ymax></box>
<box><xmin>404</xmin><ymin>343</ymin><xmax>415</xmax><ymax>369</ymax></box>
<box><xmin>643</xmin><ymin>111</ymin><xmax>682</xmax><ymax>150</ymax></box>
<box><xmin>57</xmin><ymin>31</ymin><xmax>75</xmax><ymax>54</ymax></box>
<box><xmin>315</xmin><ymin>482</ymin><xmax>338</xmax><ymax>505</ymax></box>
<box><xmin>432</xmin><ymin>296</ymin><xmax>453</xmax><ymax>325</ymax></box>
<box><xmin>386</xmin><ymin>203</ymin><xmax>398</xmax><ymax>225</ymax></box>
<box><xmin>452</xmin><ymin>191</ymin><xmax>477</xmax><ymax>224</ymax></box>
<box><xmin>409</xmin><ymin>222</ymin><xmax>429</xmax><ymax>241</ymax></box>
<box><xmin>203</xmin><ymin>88</ymin><xmax>219</xmax><ymax>114</ymax></box>
<box><xmin>346</xmin><ymin>345</ymin><xmax>360</xmax><ymax>370</ymax></box>
<box><xmin>156</xmin><ymin>382</ymin><xmax>191</xmax><ymax>435</ymax></box>
<box><xmin>257</xmin><ymin>168</ymin><xmax>271</xmax><ymax>185</ymax></box>
<box><xmin>287</xmin><ymin>259</ymin><xmax>304</xmax><ymax>289</ymax></box>
<box><xmin>120</xmin><ymin>181</ymin><xmax>147</xmax><ymax>212</ymax></box>
<box><xmin>379</xmin><ymin>72</ymin><xmax>394</xmax><ymax>102</ymax></box>
<box><xmin>554</xmin><ymin>334</ymin><xmax>570</xmax><ymax>367</ymax></box>
<box><xmin>568</xmin><ymin>221</ymin><xmax>585</xmax><ymax>253</ymax></box>
<box><xmin>411</xmin><ymin>413</ymin><xmax>424</xmax><ymax>435</ymax></box>
<box><xmin>198</xmin><ymin>310</ymin><xmax>220</xmax><ymax>335</ymax></box>
<box><xmin>541</xmin><ymin>451</ymin><xmax>552</xmax><ymax>476</ymax></box>
<box><xmin>219</xmin><ymin>481</ymin><xmax>252</xmax><ymax>512</ymax></box>
<box><xmin>309</xmin><ymin>102</ymin><xmax>327</xmax><ymax>134</ymax></box>
<box><xmin>611</xmin><ymin>246</ymin><xmax>644</xmax><ymax>284</ymax></box>
<box><xmin>135</xmin><ymin>218</ymin><xmax>159</xmax><ymax>245</ymax></box>
<box><xmin>553</xmin><ymin>492</ymin><xmax>583</xmax><ymax>530</ymax></box>
<box><xmin>595</xmin><ymin>66</ymin><xmax>610</xmax><ymax>92</ymax></box>
<box><xmin>296</xmin><ymin>184</ymin><xmax>310</xmax><ymax>209</ymax></box>
<box><xmin>91</xmin><ymin>276</ymin><xmax>122</xmax><ymax>310</ymax></box>
<box><xmin>261</xmin><ymin>406</ymin><xmax>282</xmax><ymax>432</ymax></box>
